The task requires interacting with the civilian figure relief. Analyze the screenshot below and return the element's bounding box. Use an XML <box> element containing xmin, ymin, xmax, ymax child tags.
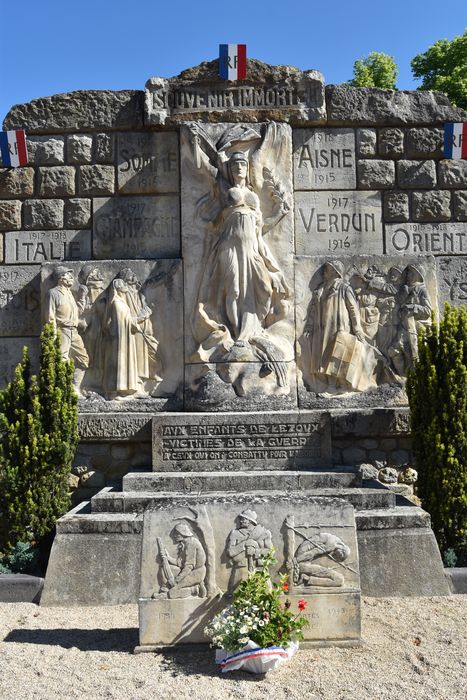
<box><xmin>301</xmin><ymin>260</ymin><xmax>433</xmax><ymax>396</ymax></box>
<box><xmin>185</xmin><ymin>122</ymin><xmax>293</xmax><ymax>395</ymax></box>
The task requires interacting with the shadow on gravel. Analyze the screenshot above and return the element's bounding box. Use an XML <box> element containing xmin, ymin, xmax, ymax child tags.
<box><xmin>159</xmin><ymin>648</ymin><xmax>265</xmax><ymax>682</ymax></box>
<box><xmin>4</xmin><ymin>627</ymin><xmax>139</xmax><ymax>653</ymax></box>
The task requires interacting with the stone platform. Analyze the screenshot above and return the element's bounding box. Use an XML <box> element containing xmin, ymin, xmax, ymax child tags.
<box><xmin>42</xmin><ymin>411</ymin><xmax>450</xmax><ymax>609</ymax></box>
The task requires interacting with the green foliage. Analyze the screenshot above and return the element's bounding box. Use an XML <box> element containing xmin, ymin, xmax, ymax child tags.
<box><xmin>204</xmin><ymin>549</ymin><xmax>308</xmax><ymax>651</ymax></box>
<box><xmin>0</xmin><ymin>324</ymin><xmax>78</xmax><ymax>552</ymax></box>
<box><xmin>350</xmin><ymin>52</ymin><xmax>398</xmax><ymax>89</ymax></box>
<box><xmin>406</xmin><ymin>304</ymin><xmax>467</xmax><ymax>557</ymax></box>
<box><xmin>0</xmin><ymin>541</ymin><xmax>39</xmax><ymax>574</ymax></box>
<box><xmin>411</xmin><ymin>30</ymin><xmax>467</xmax><ymax>110</ymax></box>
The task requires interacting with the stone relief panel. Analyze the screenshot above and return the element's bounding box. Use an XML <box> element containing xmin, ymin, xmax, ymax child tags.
<box><xmin>226</xmin><ymin>509</ymin><xmax>273</xmax><ymax>593</ymax></box>
<box><xmin>284</xmin><ymin>514</ymin><xmax>357</xmax><ymax>590</ymax></box>
<box><xmin>41</xmin><ymin>260</ymin><xmax>183</xmax><ymax>410</ymax></box>
<box><xmin>141</xmin><ymin>506</ymin><xmax>221</xmax><ymax>601</ymax></box>
<box><xmin>295</xmin><ymin>255</ymin><xmax>437</xmax><ymax>408</ymax></box>
<box><xmin>181</xmin><ymin>122</ymin><xmax>295</xmax><ymax>408</ymax></box>
<box><xmin>139</xmin><ymin>498</ymin><xmax>360</xmax><ymax>647</ymax></box>
<box><xmin>0</xmin><ymin>265</ymin><xmax>41</xmax><ymax>336</ymax></box>
<box><xmin>436</xmin><ymin>257</ymin><xmax>467</xmax><ymax>308</ymax></box>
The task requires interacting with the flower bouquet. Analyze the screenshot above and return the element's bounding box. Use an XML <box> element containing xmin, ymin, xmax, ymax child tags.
<box><xmin>204</xmin><ymin>549</ymin><xmax>308</xmax><ymax>674</ymax></box>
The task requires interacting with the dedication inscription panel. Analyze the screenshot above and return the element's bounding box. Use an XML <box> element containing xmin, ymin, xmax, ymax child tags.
<box><xmin>152</xmin><ymin>411</ymin><xmax>332</xmax><ymax>471</ymax></box>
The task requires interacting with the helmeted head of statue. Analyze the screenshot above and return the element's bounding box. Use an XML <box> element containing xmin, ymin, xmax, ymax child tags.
<box><xmin>238</xmin><ymin>509</ymin><xmax>258</xmax><ymax>526</ymax></box>
<box><xmin>171</xmin><ymin>522</ymin><xmax>194</xmax><ymax>539</ymax></box>
<box><xmin>228</xmin><ymin>151</ymin><xmax>249</xmax><ymax>185</ymax></box>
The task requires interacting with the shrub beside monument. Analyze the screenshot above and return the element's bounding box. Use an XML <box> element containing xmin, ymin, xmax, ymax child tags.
<box><xmin>407</xmin><ymin>304</ymin><xmax>467</xmax><ymax>564</ymax></box>
<box><xmin>0</xmin><ymin>324</ymin><xmax>78</xmax><ymax>570</ymax></box>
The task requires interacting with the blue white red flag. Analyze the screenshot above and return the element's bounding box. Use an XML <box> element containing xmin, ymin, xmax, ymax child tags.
<box><xmin>219</xmin><ymin>44</ymin><xmax>247</xmax><ymax>80</ymax></box>
<box><xmin>0</xmin><ymin>130</ymin><xmax>28</xmax><ymax>167</ymax></box>
<box><xmin>444</xmin><ymin>123</ymin><xmax>467</xmax><ymax>159</ymax></box>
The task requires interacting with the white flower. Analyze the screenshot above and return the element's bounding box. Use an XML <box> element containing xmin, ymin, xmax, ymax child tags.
<box><xmin>239</xmin><ymin>625</ymin><xmax>249</xmax><ymax>634</ymax></box>
<box><xmin>238</xmin><ymin>637</ymin><xmax>249</xmax><ymax>645</ymax></box>
<box><xmin>258</xmin><ymin>620</ymin><xmax>265</xmax><ymax>627</ymax></box>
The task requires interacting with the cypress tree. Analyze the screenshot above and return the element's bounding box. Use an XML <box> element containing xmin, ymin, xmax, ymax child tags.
<box><xmin>406</xmin><ymin>304</ymin><xmax>467</xmax><ymax>556</ymax></box>
<box><xmin>0</xmin><ymin>323</ymin><xmax>78</xmax><ymax>552</ymax></box>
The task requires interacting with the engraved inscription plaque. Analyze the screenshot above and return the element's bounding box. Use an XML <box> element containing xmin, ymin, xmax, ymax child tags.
<box><xmin>385</xmin><ymin>222</ymin><xmax>467</xmax><ymax>256</ymax></box>
<box><xmin>93</xmin><ymin>196</ymin><xmax>180</xmax><ymax>259</ymax></box>
<box><xmin>4</xmin><ymin>230</ymin><xmax>91</xmax><ymax>264</ymax></box>
<box><xmin>294</xmin><ymin>191</ymin><xmax>383</xmax><ymax>255</ymax></box>
<box><xmin>293</xmin><ymin>129</ymin><xmax>356</xmax><ymax>190</ymax></box>
<box><xmin>117</xmin><ymin>133</ymin><xmax>179</xmax><ymax>194</ymax></box>
<box><xmin>152</xmin><ymin>411</ymin><xmax>332</xmax><ymax>471</ymax></box>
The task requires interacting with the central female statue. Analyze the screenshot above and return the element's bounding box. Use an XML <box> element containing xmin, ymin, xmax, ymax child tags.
<box><xmin>187</xmin><ymin>123</ymin><xmax>291</xmax><ymax>361</ymax></box>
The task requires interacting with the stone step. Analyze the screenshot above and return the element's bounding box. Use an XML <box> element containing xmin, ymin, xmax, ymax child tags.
<box><xmin>122</xmin><ymin>469</ymin><xmax>362</xmax><ymax>493</ymax></box>
<box><xmin>90</xmin><ymin>486</ymin><xmax>396</xmax><ymax>514</ymax></box>
<box><xmin>56</xmin><ymin>501</ymin><xmax>429</xmax><ymax>535</ymax></box>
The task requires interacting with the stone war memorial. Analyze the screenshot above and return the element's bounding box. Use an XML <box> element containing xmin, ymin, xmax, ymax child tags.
<box><xmin>1</xmin><ymin>57</ymin><xmax>466</xmax><ymax>649</ymax></box>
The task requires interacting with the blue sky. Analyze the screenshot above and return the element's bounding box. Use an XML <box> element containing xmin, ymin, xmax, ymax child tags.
<box><xmin>1</xmin><ymin>1</ymin><xmax>465</xmax><ymax>121</ymax></box>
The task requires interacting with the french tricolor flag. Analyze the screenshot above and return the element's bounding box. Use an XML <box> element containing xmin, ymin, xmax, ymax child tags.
<box><xmin>444</xmin><ymin>123</ymin><xmax>467</xmax><ymax>159</ymax></box>
<box><xmin>219</xmin><ymin>44</ymin><xmax>247</xmax><ymax>80</ymax></box>
<box><xmin>0</xmin><ymin>130</ymin><xmax>28</xmax><ymax>167</ymax></box>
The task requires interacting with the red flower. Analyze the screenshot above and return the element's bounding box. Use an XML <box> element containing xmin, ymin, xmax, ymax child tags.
<box><xmin>282</xmin><ymin>581</ymin><xmax>289</xmax><ymax>592</ymax></box>
<box><xmin>298</xmin><ymin>598</ymin><xmax>308</xmax><ymax>611</ymax></box>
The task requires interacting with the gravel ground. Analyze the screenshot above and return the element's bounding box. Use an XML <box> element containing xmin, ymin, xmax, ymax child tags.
<box><xmin>0</xmin><ymin>596</ymin><xmax>466</xmax><ymax>700</ymax></box>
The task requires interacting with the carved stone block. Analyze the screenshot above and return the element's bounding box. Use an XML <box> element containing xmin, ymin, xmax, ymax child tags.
<box><xmin>412</xmin><ymin>191</ymin><xmax>451</xmax><ymax>222</ymax></box>
<box><xmin>0</xmin><ymin>265</ymin><xmax>41</xmax><ymax>336</ymax></box>
<box><xmin>0</xmin><ymin>200</ymin><xmax>21</xmax><ymax>230</ymax></box>
<box><xmin>295</xmin><ymin>255</ymin><xmax>437</xmax><ymax>408</ymax></box>
<box><xmin>144</xmin><ymin>64</ymin><xmax>326</xmax><ymax>126</ymax></box>
<box><xmin>138</xmin><ymin>497</ymin><xmax>360</xmax><ymax>647</ymax></box>
<box><xmin>41</xmin><ymin>259</ymin><xmax>183</xmax><ymax>404</ymax></box>
<box><xmin>0</xmin><ymin>336</ymin><xmax>40</xmax><ymax>388</ymax></box>
<box><xmin>93</xmin><ymin>196</ymin><xmax>180</xmax><ymax>259</ymax></box>
<box><xmin>152</xmin><ymin>411</ymin><xmax>332</xmax><ymax>471</ymax></box>
<box><xmin>385</xmin><ymin>222</ymin><xmax>466</xmax><ymax>255</ymax></box>
<box><xmin>181</xmin><ymin>122</ymin><xmax>295</xmax><ymax>402</ymax></box>
<box><xmin>293</xmin><ymin>129</ymin><xmax>356</xmax><ymax>190</ymax></box>
<box><xmin>117</xmin><ymin>132</ymin><xmax>179</xmax><ymax>194</ymax></box>
<box><xmin>184</xmin><ymin>361</ymin><xmax>297</xmax><ymax>412</ymax></box>
<box><xmin>295</xmin><ymin>191</ymin><xmax>383</xmax><ymax>255</ymax></box>
<box><xmin>78</xmin><ymin>413</ymin><xmax>152</xmax><ymax>441</ymax></box>
<box><xmin>4</xmin><ymin>230</ymin><xmax>91</xmax><ymax>264</ymax></box>
<box><xmin>436</xmin><ymin>257</ymin><xmax>467</xmax><ymax>308</ymax></box>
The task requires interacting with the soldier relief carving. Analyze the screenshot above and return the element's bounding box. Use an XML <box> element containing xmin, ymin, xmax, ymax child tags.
<box><xmin>284</xmin><ymin>515</ymin><xmax>356</xmax><ymax>589</ymax></box>
<box><xmin>300</xmin><ymin>260</ymin><xmax>432</xmax><ymax>395</ymax></box>
<box><xmin>152</xmin><ymin>507</ymin><xmax>220</xmax><ymax>600</ymax></box>
<box><xmin>45</xmin><ymin>264</ymin><xmax>163</xmax><ymax>400</ymax></box>
<box><xmin>185</xmin><ymin>123</ymin><xmax>294</xmax><ymax>397</ymax></box>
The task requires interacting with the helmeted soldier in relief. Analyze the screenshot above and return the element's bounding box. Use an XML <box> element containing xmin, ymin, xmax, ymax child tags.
<box><xmin>45</xmin><ymin>265</ymin><xmax>89</xmax><ymax>396</ymax></box>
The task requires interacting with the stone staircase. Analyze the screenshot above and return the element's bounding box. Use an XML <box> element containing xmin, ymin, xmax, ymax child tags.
<box><xmin>41</xmin><ymin>456</ymin><xmax>450</xmax><ymax>607</ymax></box>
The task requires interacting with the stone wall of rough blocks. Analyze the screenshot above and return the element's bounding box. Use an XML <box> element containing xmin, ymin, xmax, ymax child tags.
<box><xmin>1</xmin><ymin>84</ymin><xmax>466</xmax><ymax>482</ymax></box>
